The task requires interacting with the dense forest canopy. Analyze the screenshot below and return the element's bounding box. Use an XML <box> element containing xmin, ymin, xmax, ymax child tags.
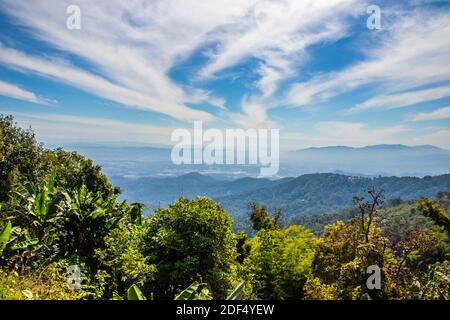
<box><xmin>0</xmin><ymin>115</ymin><xmax>449</xmax><ymax>300</ymax></box>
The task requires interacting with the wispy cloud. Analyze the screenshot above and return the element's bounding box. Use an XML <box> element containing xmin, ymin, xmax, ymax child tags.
<box><xmin>199</xmin><ymin>0</ymin><xmax>362</xmax><ymax>79</ymax></box>
<box><xmin>5</xmin><ymin>111</ymin><xmax>175</xmax><ymax>145</ymax></box>
<box><xmin>1</xmin><ymin>0</ymin><xmax>244</xmax><ymax>121</ymax></box>
<box><xmin>408</xmin><ymin>106</ymin><xmax>450</xmax><ymax>121</ymax></box>
<box><xmin>0</xmin><ymin>80</ymin><xmax>53</xmax><ymax>105</ymax></box>
<box><xmin>285</xmin><ymin>9</ymin><xmax>450</xmax><ymax>107</ymax></box>
<box><xmin>230</xmin><ymin>96</ymin><xmax>274</xmax><ymax>129</ymax></box>
<box><xmin>0</xmin><ymin>1</ymin><xmax>449</xmax><ymax>151</ymax></box>
<box><xmin>349</xmin><ymin>86</ymin><xmax>450</xmax><ymax>112</ymax></box>
<box><xmin>0</xmin><ymin>46</ymin><xmax>213</xmax><ymax>121</ymax></box>
<box><xmin>313</xmin><ymin>121</ymin><xmax>407</xmax><ymax>145</ymax></box>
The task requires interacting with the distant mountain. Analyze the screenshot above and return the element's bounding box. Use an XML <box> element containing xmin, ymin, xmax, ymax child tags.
<box><xmin>216</xmin><ymin>173</ymin><xmax>450</xmax><ymax>223</ymax></box>
<box><xmin>283</xmin><ymin>144</ymin><xmax>450</xmax><ymax>177</ymax></box>
<box><xmin>110</xmin><ymin>171</ymin><xmax>450</xmax><ymax>230</ymax></box>
<box><xmin>58</xmin><ymin>144</ymin><xmax>450</xmax><ymax>178</ymax></box>
<box><xmin>110</xmin><ymin>172</ymin><xmax>293</xmax><ymax>210</ymax></box>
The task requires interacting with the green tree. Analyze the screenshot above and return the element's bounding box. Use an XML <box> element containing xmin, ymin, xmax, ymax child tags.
<box><xmin>95</xmin><ymin>223</ymin><xmax>156</xmax><ymax>297</ymax></box>
<box><xmin>143</xmin><ymin>197</ymin><xmax>237</xmax><ymax>299</ymax></box>
<box><xmin>0</xmin><ymin>115</ymin><xmax>49</xmax><ymax>202</ymax></box>
<box><xmin>305</xmin><ymin>219</ymin><xmax>392</xmax><ymax>300</ymax></box>
<box><xmin>45</xmin><ymin>148</ymin><xmax>116</xmax><ymax>196</ymax></box>
<box><xmin>249</xmin><ymin>202</ymin><xmax>282</xmax><ymax>231</ymax></box>
<box><xmin>417</xmin><ymin>197</ymin><xmax>450</xmax><ymax>234</ymax></box>
<box><xmin>243</xmin><ymin>225</ymin><xmax>316</xmax><ymax>299</ymax></box>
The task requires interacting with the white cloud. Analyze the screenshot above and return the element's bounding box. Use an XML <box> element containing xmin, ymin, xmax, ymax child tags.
<box><xmin>313</xmin><ymin>121</ymin><xmax>407</xmax><ymax>146</ymax></box>
<box><xmin>286</xmin><ymin>9</ymin><xmax>450</xmax><ymax>107</ymax></box>
<box><xmin>0</xmin><ymin>46</ymin><xmax>212</xmax><ymax>121</ymax></box>
<box><xmin>1</xmin><ymin>0</ymin><xmax>257</xmax><ymax>121</ymax></box>
<box><xmin>230</xmin><ymin>97</ymin><xmax>273</xmax><ymax>129</ymax></box>
<box><xmin>4</xmin><ymin>110</ymin><xmax>175</xmax><ymax>145</ymax></box>
<box><xmin>186</xmin><ymin>89</ymin><xmax>227</xmax><ymax>110</ymax></box>
<box><xmin>0</xmin><ymin>80</ymin><xmax>52</xmax><ymax>105</ymax></box>
<box><xmin>199</xmin><ymin>0</ymin><xmax>362</xmax><ymax>80</ymax></box>
<box><xmin>350</xmin><ymin>86</ymin><xmax>450</xmax><ymax>112</ymax></box>
<box><xmin>409</xmin><ymin>106</ymin><xmax>450</xmax><ymax>121</ymax></box>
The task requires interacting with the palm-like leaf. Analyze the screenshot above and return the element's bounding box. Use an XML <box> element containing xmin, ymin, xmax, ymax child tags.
<box><xmin>127</xmin><ymin>284</ymin><xmax>147</xmax><ymax>300</ymax></box>
<box><xmin>226</xmin><ymin>282</ymin><xmax>245</xmax><ymax>300</ymax></box>
<box><xmin>174</xmin><ymin>282</ymin><xmax>201</xmax><ymax>300</ymax></box>
<box><xmin>0</xmin><ymin>221</ymin><xmax>12</xmax><ymax>255</ymax></box>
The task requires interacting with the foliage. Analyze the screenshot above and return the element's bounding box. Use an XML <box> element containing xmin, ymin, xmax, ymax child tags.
<box><xmin>95</xmin><ymin>223</ymin><xmax>156</xmax><ymax>296</ymax></box>
<box><xmin>0</xmin><ymin>261</ymin><xmax>86</xmax><ymax>300</ymax></box>
<box><xmin>243</xmin><ymin>225</ymin><xmax>316</xmax><ymax>299</ymax></box>
<box><xmin>417</xmin><ymin>197</ymin><xmax>450</xmax><ymax>234</ymax></box>
<box><xmin>173</xmin><ymin>281</ymin><xmax>244</xmax><ymax>300</ymax></box>
<box><xmin>305</xmin><ymin>219</ymin><xmax>392</xmax><ymax>300</ymax></box>
<box><xmin>0</xmin><ymin>115</ymin><xmax>49</xmax><ymax>202</ymax></box>
<box><xmin>57</xmin><ymin>184</ymin><xmax>129</xmax><ymax>262</ymax></box>
<box><xmin>127</xmin><ymin>284</ymin><xmax>147</xmax><ymax>300</ymax></box>
<box><xmin>143</xmin><ymin>197</ymin><xmax>238</xmax><ymax>299</ymax></box>
<box><xmin>0</xmin><ymin>221</ymin><xmax>12</xmax><ymax>255</ymax></box>
<box><xmin>249</xmin><ymin>202</ymin><xmax>282</xmax><ymax>231</ymax></box>
<box><xmin>45</xmin><ymin>148</ymin><xmax>115</xmax><ymax>196</ymax></box>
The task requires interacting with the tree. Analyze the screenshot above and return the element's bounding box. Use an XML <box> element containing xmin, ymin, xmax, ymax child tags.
<box><xmin>95</xmin><ymin>223</ymin><xmax>156</xmax><ymax>297</ymax></box>
<box><xmin>249</xmin><ymin>202</ymin><xmax>282</xmax><ymax>231</ymax></box>
<box><xmin>305</xmin><ymin>189</ymin><xmax>391</xmax><ymax>300</ymax></box>
<box><xmin>243</xmin><ymin>225</ymin><xmax>316</xmax><ymax>299</ymax></box>
<box><xmin>305</xmin><ymin>219</ymin><xmax>391</xmax><ymax>300</ymax></box>
<box><xmin>235</xmin><ymin>230</ymin><xmax>249</xmax><ymax>264</ymax></box>
<box><xmin>58</xmin><ymin>185</ymin><xmax>129</xmax><ymax>263</ymax></box>
<box><xmin>143</xmin><ymin>197</ymin><xmax>237</xmax><ymax>299</ymax></box>
<box><xmin>0</xmin><ymin>115</ymin><xmax>49</xmax><ymax>202</ymax></box>
<box><xmin>45</xmin><ymin>148</ymin><xmax>116</xmax><ymax>196</ymax></box>
<box><xmin>417</xmin><ymin>197</ymin><xmax>450</xmax><ymax>234</ymax></box>
<box><xmin>352</xmin><ymin>187</ymin><xmax>384</xmax><ymax>242</ymax></box>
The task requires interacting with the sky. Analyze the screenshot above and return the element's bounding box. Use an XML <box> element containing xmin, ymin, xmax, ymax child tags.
<box><xmin>0</xmin><ymin>0</ymin><xmax>450</xmax><ymax>151</ymax></box>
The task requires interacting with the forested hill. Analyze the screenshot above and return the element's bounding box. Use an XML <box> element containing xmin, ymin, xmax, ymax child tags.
<box><xmin>215</xmin><ymin>173</ymin><xmax>450</xmax><ymax>220</ymax></box>
<box><xmin>111</xmin><ymin>172</ymin><xmax>450</xmax><ymax>223</ymax></box>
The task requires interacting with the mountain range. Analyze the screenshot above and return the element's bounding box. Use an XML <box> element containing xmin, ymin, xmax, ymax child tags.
<box><xmin>110</xmin><ymin>172</ymin><xmax>450</xmax><ymax>229</ymax></box>
<box><xmin>65</xmin><ymin>144</ymin><xmax>450</xmax><ymax>178</ymax></box>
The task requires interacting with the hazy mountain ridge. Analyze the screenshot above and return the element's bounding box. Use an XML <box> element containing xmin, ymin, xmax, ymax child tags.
<box><xmin>64</xmin><ymin>144</ymin><xmax>450</xmax><ymax>178</ymax></box>
<box><xmin>111</xmin><ymin>172</ymin><xmax>450</xmax><ymax>227</ymax></box>
<box><xmin>283</xmin><ymin>144</ymin><xmax>450</xmax><ymax>177</ymax></box>
<box><xmin>110</xmin><ymin>172</ymin><xmax>293</xmax><ymax>209</ymax></box>
<box><xmin>215</xmin><ymin>173</ymin><xmax>450</xmax><ymax>222</ymax></box>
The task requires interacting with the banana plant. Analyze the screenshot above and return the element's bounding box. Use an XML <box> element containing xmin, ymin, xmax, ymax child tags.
<box><xmin>8</xmin><ymin>173</ymin><xmax>65</xmax><ymax>260</ymax></box>
<box><xmin>60</xmin><ymin>184</ymin><xmax>129</xmax><ymax>258</ymax></box>
<box><xmin>174</xmin><ymin>281</ymin><xmax>245</xmax><ymax>300</ymax></box>
<box><xmin>11</xmin><ymin>172</ymin><xmax>65</xmax><ymax>227</ymax></box>
<box><xmin>115</xmin><ymin>281</ymin><xmax>245</xmax><ymax>301</ymax></box>
<box><xmin>0</xmin><ymin>221</ymin><xmax>12</xmax><ymax>255</ymax></box>
<box><xmin>127</xmin><ymin>284</ymin><xmax>147</xmax><ymax>300</ymax></box>
<box><xmin>111</xmin><ymin>284</ymin><xmax>149</xmax><ymax>300</ymax></box>
<box><xmin>226</xmin><ymin>281</ymin><xmax>245</xmax><ymax>300</ymax></box>
<box><xmin>174</xmin><ymin>281</ymin><xmax>202</xmax><ymax>300</ymax></box>
<box><xmin>67</xmin><ymin>185</ymin><xmax>126</xmax><ymax>231</ymax></box>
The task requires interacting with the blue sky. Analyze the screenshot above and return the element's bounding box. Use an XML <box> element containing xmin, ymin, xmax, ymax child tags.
<box><xmin>0</xmin><ymin>0</ymin><xmax>450</xmax><ymax>151</ymax></box>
